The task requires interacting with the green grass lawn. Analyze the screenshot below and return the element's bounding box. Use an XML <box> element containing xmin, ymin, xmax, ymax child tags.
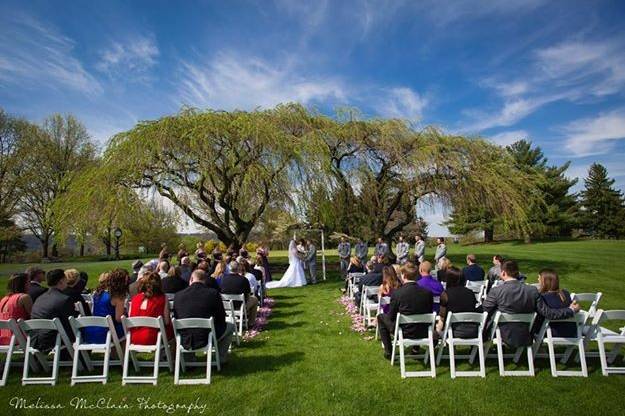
<box><xmin>1</xmin><ymin>240</ymin><xmax>625</xmax><ymax>415</ymax></box>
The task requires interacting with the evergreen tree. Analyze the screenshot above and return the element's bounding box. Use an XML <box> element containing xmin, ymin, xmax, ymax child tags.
<box><xmin>579</xmin><ymin>163</ymin><xmax>625</xmax><ymax>238</ymax></box>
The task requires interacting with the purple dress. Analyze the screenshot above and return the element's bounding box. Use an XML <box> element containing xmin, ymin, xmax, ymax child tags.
<box><xmin>257</xmin><ymin>247</ymin><xmax>272</xmax><ymax>282</ymax></box>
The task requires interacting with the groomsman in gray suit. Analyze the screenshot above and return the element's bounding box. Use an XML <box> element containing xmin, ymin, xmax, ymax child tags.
<box><xmin>414</xmin><ymin>235</ymin><xmax>425</xmax><ymax>263</ymax></box>
<box><xmin>337</xmin><ymin>237</ymin><xmax>351</xmax><ymax>276</ymax></box>
<box><xmin>304</xmin><ymin>240</ymin><xmax>317</xmax><ymax>284</ymax></box>
<box><xmin>396</xmin><ymin>235</ymin><xmax>410</xmax><ymax>264</ymax></box>
<box><xmin>434</xmin><ymin>237</ymin><xmax>447</xmax><ymax>266</ymax></box>
<box><xmin>375</xmin><ymin>238</ymin><xmax>389</xmax><ymax>259</ymax></box>
<box><xmin>354</xmin><ymin>239</ymin><xmax>368</xmax><ymax>264</ymax></box>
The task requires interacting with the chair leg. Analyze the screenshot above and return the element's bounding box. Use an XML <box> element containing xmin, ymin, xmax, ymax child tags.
<box><xmin>547</xmin><ymin>339</ymin><xmax>558</xmax><ymax>377</ymax></box>
<box><xmin>578</xmin><ymin>340</ymin><xmax>588</xmax><ymax>377</ymax></box>
<box><xmin>174</xmin><ymin>342</ymin><xmax>181</xmax><ymax>385</ymax></box>
<box><xmin>50</xmin><ymin>345</ymin><xmax>60</xmax><ymax>386</ymax></box>
<box><xmin>496</xmin><ymin>337</ymin><xmax>505</xmax><ymax>377</ymax></box>
<box><xmin>206</xmin><ymin>337</ymin><xmax>212</xmax><ymax>384</ymax></box>
<box><xmin>478</xmin><ymin>341</ymin><xmax>486</xmax><ymax>378</ymax></box>
<box><xmin>598</xmin><ymin>338</ymin><xmax>609</xmax><ymax>376</ymax></box>
<box><xmin>102</xmin><ymin>344</ymin><xmax>111</xmax><ymax>385</ymax></box>
<box><xmin>152</xmin><ymin>339</ymin><xmax>160</xmax><ymax>385</ymax></box>
<box><xmin>399</xmin><ymin>341</ymin><xmax>406</xmax><ymax>379</ymax></box>
<box><xmin>527</xmin><ymin>346</ymin><xmax>535</xmax><ymax>376</ymax></box>
<box><xmin>122</xmin><ymin>342</ymin><xmax>131</xmax><ymax>385</ymax></box>
<box><xmin>71</xmin><ymin>345</ymin><xmax>80</xmax><ymax>386</ymax></box>
<box><xmin>1</xmin><ymin>340</ymin><xmax>14</xmax><ymax>386</ymax></box>
<box><xmin>429</xmin><ymin>338</ymin><xmax>436</xmax><ymax>378</ymax></box>
<box><xmin>449</xmin><ymin>341</ymin><xmax>456</xmax><ymax>379</ymax></box>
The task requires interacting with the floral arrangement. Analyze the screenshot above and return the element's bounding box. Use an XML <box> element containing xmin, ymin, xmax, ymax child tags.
<box><xmin>338</xmin><ymin>295</ymin><xmax>369</xmax><ymax>333</ymax></box>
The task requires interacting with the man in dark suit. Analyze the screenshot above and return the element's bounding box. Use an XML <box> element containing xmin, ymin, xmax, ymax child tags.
<box><xmin>377</xmin><ymin>262</ymin><xmax>433</xmax><ymax>359</ymax></box>
<box><xmin>354</xmin><ymin>261</ymin><xmax>383</xmax><ymax>307</ymax></box>
<box><xmin>482</xmin><ymin>260</ymin><xmax>579</xmax><ymax>348</ymax></box>
<box><xmin>220</xmin><ymin>260</ymin><xmax>258</xmax><ymax>324</ymax></box>
<box><xmin>462</xmin><ymin>254</ymin><xmax>485</xmax><ymax>283</ymax></box>
<box><xmin>162</xmin><ymin>267</ymin><xmax>188</xmax><ymax>294</ymax></box>
<box><xmin>30</xmin><ymin>269</ymin><xmax>78</xmax><ymax>351</ymax></box>
<box><xmin>173</xmin><ymin>270</ymin><xmax>234</xmax><ymax>363</ymax></box>
<box><xmin>26</xmin><ymin>266</ymin><xmax>47</xmax><ymax>303</ymax></box>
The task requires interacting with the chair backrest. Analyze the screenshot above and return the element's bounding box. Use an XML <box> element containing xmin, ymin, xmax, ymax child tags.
<box><xmin>221</xmin><ymin>293</ymin><xmax>245</xmax><ymax>302</ymax></box>
<box><xmin>166</xmin><ymin>293</ymin><xmax>176</xmax><ymax>301</ymax></box>
<box><xmin>172</xmin><ymin>317</ymin><xmax>214</xmax><ymax>331</ymax></box>
<box><xmin>397</xmin><ymin>312</ymin><xmax>437</xmax><ymax>325</ymax></box>
<box><xmin>465</xmin><ymin>280</ymin><xmax>486</xmax><ymax>293</ymax></box>
<box><xmin>363</xmin><ymin>285</ymin><xmax>379</xmax><ymax>298</ymax></box>
<box><xmin>592</xmin><ymin>309</ymin><xmax>625</xmax><ymax>331</ymax></box>
<box><xmin>379</xmin><ymin>296</ymin><xmax>391</xmax><ymax>306</ymax></box>
<box><xmin>70</xmin><ymin>315</ymin><xmax>110</xmax><ymax>330</ymax></box>
<box><xmin>494</xmin><ymin>312</ymin><xmax>536</xmax><ymax>325</ymax></box>
<box><xmin>571</xmin><ymin>292</ymin><xmax>602</xmax><ymax>316</ymax></box>
<box><xmin>122</xmin><ymin>316</ymin><xmax>161</xmax><ymax>330</ymax></box>
<box><xmin>448</xmin><ymin>311</ymin><xmax>489</xmax><ymax>325</ymax></box>
<box><xmin>20</xmin><ymin>318</ymin><xmax>60</xmax><ymax>332</ymax></box>
<box><xmin>75</xmin><ymin>301</ymin><xmax>87</xmax><ymax>316</ymax></box>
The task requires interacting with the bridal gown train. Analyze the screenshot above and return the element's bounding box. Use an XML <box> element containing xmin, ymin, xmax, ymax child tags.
<box><xmin>266</xmin><ymin>240</ymin><xmax>307</xmax><ymax>289</ymax></box>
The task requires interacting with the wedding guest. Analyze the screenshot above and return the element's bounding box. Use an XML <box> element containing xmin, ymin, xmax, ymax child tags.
<box><xmin>434</xmin><ymin>237</ymin><xmax>447</xmax><ymax>266</ymax></box>
<box><xmin>26</xmin><ymin>266</ymin><xmax>47</xmax><ymax>303</ymax></box>
<box><xmin>396</xmin><ymin>236</ymin><xmax>410</xmax><ymax>265</ymax></box>
<box><xmin>195</xmin><ymin>242</ymin><xmax>207</xmax><ymax>260</ymax></box>
<box><xmin>256</xmin><ymin>244</ymin><xmax>272</xmax><ymax>282</ymax></box>
<box><xmin>482</xmin><ymin>260</ymin><xmax>578</xmax><ymax>348</ymax></box>
<box><xmin>354</xmin><ymin>261</ymin><xmax>383</xmax><ymax>307</ymax></box>
<box><xmin>240</xmin><ymin>258</ymin><xmax>259</xmax><ymax>297</ymax></box>
<box><xmin>159</xmin><ymin>243</ymin><xmax>170</xmax><ymax>261</ymax></box>
<box><xmin>378</xmin><ymin>266</ymin><xmax>401</xmax><ymax>314</ymax></box>
<box><xmin>487</xmin><ymin>255</ymin><xmax>503</xmax><ymax>283</ymax></box>
<box><xmin>416</xmin><ymin>261</ymin><xmax>444</xmax><ymax>312</ymax></box>
<box><xmin>129</xmin><ymin>271</ymin><xmax>173</xmax><ymax>345</ymax></box>
<box><xmin>162</xmin><ymin>266</ymin><xmax>188</xmax><ymax>294</ymax></box>
<box><xmin>211</xmin><ymin>261</ymin><xmax>226</xmax><ymax>288</ymax></box>
<box><xmin>158</xmin><ymin>261</ymin><xmax>170</xmax><ymax>279</ymax></box>
<box><xmin>0</xmin><ymin>273</ymin><xmax>32</xmax><ymax>345</ymax></box>
<box><xmin>129</xmin><ymin>260</ymin><xmax>144</xmax><ymax>285</ymax></box>
<box><xmin>437</xmin><ymin>267</ymin><xmax>482</xmax><ymax>337</ymax></box>
<box><xmin>84</xmin><ymin>269</ymin><xmax>127</xmax><ymax>344</ymax></box>
<box><xmin>375</xmin><ymin>238</ymin><xmax>389</xmax><ymax>258</ymax></box>
<box><xmin>436</xmin><ymin>257</ymin><xmax>452</xmax><ymax>283</ymax></box>
<box><xmin>535</xmin><ymin>268</ymin><xmax>577</xmax><ymax>338</ymax></box>
<box><xmin>462</xmin><ymin>254</ymin><xmax>485</xmax><ymax>283</ymax></box>
<box><xmin>414</xmin><ymin>235</ymin><xmax>425</xmax><ymax>264</ymax></box>
<box><xmin>173</xmin><ymin>269</ymin><xmax>235</xmax><ymax>364</ymax></box>
<box><xmin>347</xmin><ymin>256</ymin><xmax>365</xmax><ymax>274</ymax></box>
<box><xmin>354</xmin><ymin>239</ymin><xmax>368</xmax><ymax>265</ymax></box>
<box><xmin>62</xmin><ymin>269</ymin><xmax>90</xmax><ymax>315</ymax></box>
<box><xmin>221</xmin><ymin>260</ymin><xmax>258</xmax><ymax>324</ymax></box>
<box><xmin>377</xmin><ymin>262</ymin><xmax>433</xmax><ymax>359</ymax></box>
<box><xmin>179</xmin><ymin>256</ymin><xmax>193</xmax><ymax>282</ymax></box>
<box><xmin>31</xmin><ymin>269</ymin><xmax>78</xmax><ymax>350</ymax></box>
<box><xmin>337</xmin><ymin>237</ymin><xmax>351</xmax><ymax>276</ymax></box>
<box><xmin>254</xmin><ymin>256</ymin><xmax>267</xmax><ymax>282</ymax></box>
<box><xmin>176</xmin><ymin>243</ymin><xmax>189</xmax><ymax>265</ymax></box>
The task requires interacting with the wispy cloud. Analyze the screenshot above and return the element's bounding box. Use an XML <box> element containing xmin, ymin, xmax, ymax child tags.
<box><xmin>175</xmin><ymin>51</ymin><xmax>345</xmax><ymax>110</ymax></box>
<box><xmin>561</xmin><ymin>109</ymin><xmax>625</xmax><ymax>156</ymax></box>
<box><xmin>374</xmin><ymin>87</ymin><xmax>427</xmax><ymax>122</ymax></box>
<box><xmin>488</xmin><ymin>130</ymin><xmax>529</xmax><ymax>146</ymax></box>
<box><xmin>96</xmin><ymin>35</ymin><xmax>159</xmax><ymax>81</ymax></box>
<box><xmin>0</xmin><ymin>13</ymin><xmax>101</xmax><ymax>95</ymax></box>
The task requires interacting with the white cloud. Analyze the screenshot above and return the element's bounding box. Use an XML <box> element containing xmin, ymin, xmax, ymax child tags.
<box><xmin>175</xmin><ymin>51</ymin><xmax>346</xmax><ymax>110</ymax></box>
<box><xmin>561</xmin><ymin>109</ymin><xmax>625</xmax><ymax>156</ymax></box>
<box><xmin>0</xmin><ymin>14</ymin><xmax>101</xmax><ymax>95</ymax></box>
<box><xmin>96</xmin><ymin>35</ymin><xmax>159</xmax><ymax>80</ymax></box>
<box><xmin>420</xmin><ymin>0</ymin><xmax>547</xmax><ymax>26</ymax></box>
<box><xmin>374</xmin><ymin>87</ymin><xmax>427</xmax><ymax>121</ymax></box>
<box><xmin>488</xmin><ymin>130</ymin><xmax>529</xmax><ymax>146</ymax></box>
<box><xmin>462</xmin><ymin>97</ymin><xmax>545</xmax><ymax>132</ymax></box>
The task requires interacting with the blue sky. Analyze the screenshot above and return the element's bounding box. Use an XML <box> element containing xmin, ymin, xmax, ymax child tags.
<box><xmin>2</xmin><ymin>0</ymin><xmax>625</xmax><ymax>235</ymax></box>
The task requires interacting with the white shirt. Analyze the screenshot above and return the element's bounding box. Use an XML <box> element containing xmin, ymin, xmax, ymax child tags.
<box><xmin>245</xmin><ymin>272</ymin><xmax>259</xmax><ymax>295</ymax></box>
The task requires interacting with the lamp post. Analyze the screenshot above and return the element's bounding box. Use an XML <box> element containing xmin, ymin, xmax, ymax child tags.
<box><xmin>114</xmin><ymin>227</ymin><xmax>122</xmax><ymax>260</ymax></box>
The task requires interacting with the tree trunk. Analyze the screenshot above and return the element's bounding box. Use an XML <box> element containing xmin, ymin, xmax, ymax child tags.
<box><xmin>42</xmin><ymin>235</ymin><xmax>49</xmax><ymax>258</ymax></box>
<box><xmin>51</xmin><ymin>243</ymin><xmax>58</xmax><ymax>258</ymax></box>
<box><xmin>80</xmin><ymin>243</ymin><xmax>85</xmax><ymax>257</ymax></box>
<box><xmin>484</xmin><ymin>227</ymin><xmax>494</xmax><ymax>243</ymax></box>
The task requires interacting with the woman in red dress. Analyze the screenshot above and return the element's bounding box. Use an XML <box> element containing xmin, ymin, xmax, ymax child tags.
<box><xmin>0</xmin><ymin>273</ymin><xmax>32</xmax><ymax>345</ymax></box>
<box><xmin>129</xmin><ymin>271</ymin><xmax>173</xmax><ymax>345</ymax></box>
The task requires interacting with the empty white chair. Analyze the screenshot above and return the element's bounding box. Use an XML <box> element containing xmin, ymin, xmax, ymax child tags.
<box><xmin>121</xmin><ymin>316</ymin><xmax>173</xmax><ymax>385</ymax></box>
<box><xmin>486</xmin><ymin>312</ymin><xmax>536</xmax><ymax>377</ymax></box>
<box><xmin>172</xmin><ymin>318</ymin><xmax>221</xmax><ymax>385</ymax></box>
<box><xmin>593</xmin><ymin>309</ymin><xmax>625</xmax><ymax>376</ymax></box>
<box><xmin>361</xmin><ymin>286</ymin><xmax>379</xmax><ymax>327</ymax></box>
<box><xmin>222</xmin><ymin>299</ymin><xmax>240</xmax><ymax>346</ymax></box>
<box><xmin>69</xmin><ymin>315</ymin><xmax>125</xmax><ymax>385</ymax></box>
<box><xmin>221</xmin><ymin>294</ymin><xmax>248</xmax><ymax>339</ymax></box>
<box><xmin>0</xmin><ymin>318</ymin><xmax>34</xmax><ymax>386</ymax></box>
<box><xmin>391</xmin><ymin>313</ymin><xmax>437</xmax><ymax>378</ymax></box>
<box><xmin>533</xmin><ymin>312</ymin><xmax>588</xmax><ymax>377</ymax></box>
<box><xmin>437</xmin><ymin>312</ymin><xmax>489</xmax><ymax>378</ymax></box>
<box><xmin>19</xmin><ymin>318</ymin><xmax>78</xmax><ymax>385</ymax></box>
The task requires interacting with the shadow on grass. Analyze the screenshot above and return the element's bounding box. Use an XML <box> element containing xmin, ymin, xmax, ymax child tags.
<box><xmin>225</xmin><ymin>351</ymin><xmax>305</xmax><ymax>375</ymax></box>
<box><xmin>267</xmin><ymin>320</ymin><xmax>306</xmax><ymax>330</ymax></box>
<box><xmin>270</xmin><ymin>309</ymin><xmax>302</xmax><ymax>318</ymax></box>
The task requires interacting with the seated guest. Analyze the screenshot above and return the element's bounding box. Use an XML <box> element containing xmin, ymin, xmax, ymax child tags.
<box><xmin>128</xmin><ymin>268</ymin><xmax>145</xmax><ymax>297</ymax></box>
<box><xmin>220</xmin><ymin>260</ymin><xmax>258</xmax><ymax>324</ymax></box>
<box><xmin>416</xmin><ymin>261</ymin><xmax>444</xmax><ymax>311</ymax></box>
<box><xmin>436</xmin><ymin>257</ymin><xmax>452</xmax><ymax>283</ymax></box>
<box><xmin>129</xmin><ymin>271</ymin><xmax>173</xmax><ymax>345</ymax></box>
<box><xmin>159</xmin><ymin>243</ymin><xmax>170</xmax><ymax>262</ymax></box>
<box><xmin>377</xmin><ymin>262</ymin><xmax>434</xmax><ymax>359</ymax></box>
<box><xmin>0</xmin><ymin>273</ymin><xmax>32</xmax><ymax>345</ymax></box>
<box><xmin>240</xmin><ymin>258</ymin><xmax>259</xmax><ymax>297</ymax></box>
<box><xmin>487</xmin><ymin>255</ymin><xmax>503</xmax><ymax>284</ymax></box>
<box><xmin>378</xmin><ymin>266</ymin><xmax>401</xmax><ymax>314</ymax></box>
<box><xmin>354</xmin><ymin>261</ymin><xmax>383</xmax><ymax>307</ymax></box>
<box><xmin>26</xmin><ymin>266</ymin><xmax>47</xmax><ymax>303</ymax></box>
<box><xmin>195</xmin><ymin>242</ymin><xmax>207</xmax><ymax>260</ymax></box>
<box><xmin>173</xmin><ymin>270</ymin><xmax>235</xmax><ymax>363</ymax></box>
<box><xmin>157</xmin><ymin>261</ymin><xmax>170</xmax><ymax>279</ymax></box>
<box><xmin>462</xmin><ymin>254</ymin><xmax>485</xmax><ymax>283</ymax></box>
<box><xmin>177</xmin><ymin>243</ymin><xmax>189</xmax><ymax>265</ymax></box>
<box><xmin>210</xmin><ymin>261</ymin><xmax>226</xmax><ymax>286</ymax></box>
<box><xmin>30</xmin><ymin>269</ymin><xmax>78</xmax><ymax>351</ymax></box>
<box><xmin>482</xmin><ymin>260</ymin><xmax>579</xmax><ymax>348</ymax></box>
<box><xmin>437</xmin><ymin>267</ymin><xmax>482</xmax><ymax>337</ymax></box>
<box><xmin>374</xmin><ymin>256</ymin><xmax>386</xmax><ymax>273</ymax></box>
<box><xmin>129</xmin><ymin>260</ymin><xmax>144</xmax><ymax>284</ymax></box>
<box><xmin>254</xmin><ymin>256</ymin><xmax>267</xmax><ymax>282</ymax></box>
<box><xmin>62</xmin><ymin>269</ymin><xmax>90</xmax><ymax>316</ymax></box>
<box><xmin>84</xmin><ymin>269</ymin><xmax>127</xmax><ymax>344</ymax></box>
<box><xmin>347</xmin><ymin>256</ymin><xmax>365</xmax><ymax>274</ymax></box>
<box><xmin>162</xmin><ymin>266</ymin><xmax>188</xmax><ymax>294</ymax></box>
<box><xmin>535</xmin><ymin>268</ymin><xmax>577</xmax><ymax>338</ymax></box>
<box><xmin>179</xmin><ymin>256</ymin><xmax>193</xmax><ymax>282</ymax></box>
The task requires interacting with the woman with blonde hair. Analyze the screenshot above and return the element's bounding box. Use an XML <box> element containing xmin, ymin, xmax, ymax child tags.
<box><xmin>436</xmin><ymin>257</ymin><xmax>452</xmax><ymax>283</ymax></box>
<box><xmin>62</xmin><ymin>268</ymin><xmax>90</xmax><ymax>315</ymax></box>
<box><xmin>347</xmin><ymin>256</ymin><xmax>365</xmax><ymax>274</ymax></box>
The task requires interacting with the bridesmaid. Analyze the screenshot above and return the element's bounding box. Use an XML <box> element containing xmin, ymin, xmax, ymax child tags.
<box><xmin>256</xmin><ymin>242</ymin><xmax>272</xmax><ymax>282</ymax></box>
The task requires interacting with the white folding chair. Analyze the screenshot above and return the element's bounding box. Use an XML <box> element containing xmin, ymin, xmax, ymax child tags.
<box><xmin>361</xmin><ymin>286</ymin><xmax>379</xmax><ymax>327</ymax></box>
<box><xmin>222</xmin><ymin>299</ymin><xmax>240</xmax><ymax>346</ymax></box>
<box><xmin>466</xmin><ymin>280</ymin><xmax>487</xmax><ymax>303</ymax></box>
<box><xmin>375</xmin><ymin>297</ymin><xmax>391</xmax><ymax>340</ymax></box>
<box><xmin>19</xmin><ymin>318</ymin><xmax>78</xmax><ymax>385</ymax></box>
<box><xmin>121</xmin><ymin>316</ymin><xmax>173</xmax><ymax>385</ymax></box>
<box><xmin>69</xmin><ymin>315</ymin><xmax>125</xmax><ymax>385</ymax></box>
<box><xmin>347</xmin><ymin>273</ymin><xmax>365</xmax><ymax>300</ymax></box>
<box><xmin>172</xmin><ymin>318</ymin><xmax>221</xmax><ymax>385</ymax></box>
<box><xmin>486</xmin><ymin>312</ymin><xmax>536</xmax><ymax>376</ymax></box>
<box><xmin>74</xmin><ymin>301</ymin><xmax>87</xmax><ymax>317</ymax></box>
<box><xmin>81</xmin><ymin>293</ymin><xmax>94</xmax><ymax>314</ymax></box>
<box><xmin>593</xmin><ymin>309</ymin><xmax>625</xmax><ymax>376</ymax></box>
<box><xmin>391</xmin><ymin>313</ymin><xmax>437</xmax><ymax>378</ymax></box>
<box><xmin>0</xmin><ymin>318</ymin><xmax>35</xmax><ymax>386</ymax></box>
<box><xmin>437</xmin><ymin>312</ymin><xmax>489</xmax><ymax>378</ymax></box>
<box><xmin>532</xmin><ymin>312</ymin><xmax>588</xmax><ymax>377</ymax></box>
<box><xmin>221</xmin><ymin>294</ymin><xmax>248</xmax><ymax>338</ymax></box>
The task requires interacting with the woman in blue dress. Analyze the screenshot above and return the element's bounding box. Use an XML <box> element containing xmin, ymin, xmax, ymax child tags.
<box><xmin>83</xmin><ymin>269</ymin><xmax>128</xmax><ymax>344</ymax></box>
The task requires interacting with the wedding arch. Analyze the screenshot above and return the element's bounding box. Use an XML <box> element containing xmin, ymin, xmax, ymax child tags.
<box><xmin>293</xmin><ymin>228</ymin><xmax>327</xmax><ymax>281</ymax></box>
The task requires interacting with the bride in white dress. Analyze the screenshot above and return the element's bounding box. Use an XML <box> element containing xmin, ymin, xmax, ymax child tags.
<box><xmin>266</xmin><ymin>239</ymin><xmax>307</xmax><ymax>289</ymax></box>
